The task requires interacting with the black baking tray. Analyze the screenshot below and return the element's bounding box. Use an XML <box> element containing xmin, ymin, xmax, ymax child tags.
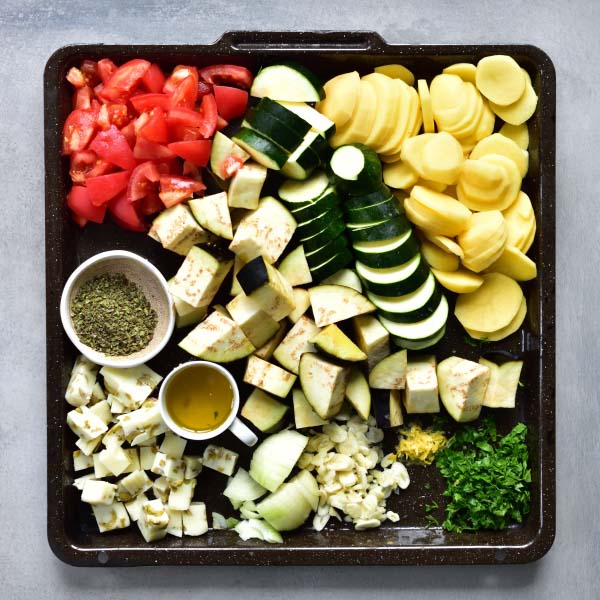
<box><xmin>44</xmin><ymin>31</ymin><xmax>556</xmax><ymax>566</ymax></box>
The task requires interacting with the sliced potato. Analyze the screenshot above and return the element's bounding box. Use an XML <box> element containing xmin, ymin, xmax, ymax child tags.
<box><xmin>363</xmin><ymin>72</ymin><xmax>398</xmax><ymax>151</ymax></box>
<box><xmin>421</xmin><ymin>132</ymin><xmax>465</xmax><ymax>185</ymax></box>
<box><xmin>458</xmin><ymin>210</ymin><xmax>507</xmax><ymax>273</ymax></box>
<box><xmin>422</xmin><ymin>232</ymin><xmax>464</xmax><ymax>258</ymax></box>
<box><xmin>317</xmin><ymin>71</ymin><xmax>360</xmax><ymax>128</ymax></box>
<box><xmin>499</xmin><ymin>122</ymin><xmax>529</xmax><ymax>150</ymax></box>
<box><xmin>421</xmin><ymin>240</ymin><xmax>459</xmax><ymax>271</ymax></box>
<box><xmin>377</xmin><ymin>79</ymin><xmax>412</xmax><ymax>156</ymax></box>
<box><xmin>485</xmin><ymin>245</ymin><xmax>537</xmax><ymax>281</ymax></box>
<box><xmin>374</xmin><ymin>63</ymin><xmax>415</xmax><ymax>86</ymax></box>
<box><xmin>431</xmin><ymin>268</ymin><xmax>484</xmax><ymax>293</ymax></box>
<box><xmin>470</xmin><ymin>133</ymin><xmax>528</xmax><ymax>178</ymax></box>
<box><xmin>454</xmin><ymin>272</ymin><xmax>523</xmax><ymax>333</ymax></box>
<box><xmin>400</xmin><ymin>133</ymin><xmax>435</xmax><ymax>176</ymax></box>
<box><xmin>408</xmin><ymin>86</ymin><xmax>424</xmax><ymax>136</ymax></box>
<box><xmin>417</xmin><ymin>79</ymin><xmax>435</xmax><ymax>133</ymax></box>
<box><xmin>383</xmin><ymin>159</ymin><xmax>419</xmax><ymax>189</ymax></box>
<box><xmin>438</xmin><ymin>83</ymin><xmax>483</xmax><ymax>140</ymax></box>
<box><xmin>489</xmin><ymin>69</ymin><xmax>538</xmax><ymax>126</ymax></box>
<box><xmin>476</xmin><ymin>55</ymin><xmax>525</xmax><ymax>106</ymax></box>
<box><xmin>465</xmin><ymin>296</ymin><xmax>527</xmax><ymax>341</ymax></box>
<box><xmin>414</xmin><ymin>178</ymin><xmax>447</xmax><ymax>193</ymax></box>
<box><xmin>442</xmin><ymin>62</ymin><xmax>477</xmax><ymax>84</ymax></box>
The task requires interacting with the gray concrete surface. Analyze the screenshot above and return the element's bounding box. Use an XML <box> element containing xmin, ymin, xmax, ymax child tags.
<box><xmin>0</xmin><ymin>0</ymin><xmax>598</xmax><ymax>598</ymax></box>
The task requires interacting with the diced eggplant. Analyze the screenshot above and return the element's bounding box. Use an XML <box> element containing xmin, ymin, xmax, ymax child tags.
<box><xmin>368</xmin><ymin>350</ymin><xmax>408</xmax><ymax>389</ymax></box>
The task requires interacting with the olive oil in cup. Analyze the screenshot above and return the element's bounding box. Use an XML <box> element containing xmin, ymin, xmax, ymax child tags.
<box><xmin>159</xmin><ymin>362</ymin><xmax>257</xmax><ymax>446</ymax></box>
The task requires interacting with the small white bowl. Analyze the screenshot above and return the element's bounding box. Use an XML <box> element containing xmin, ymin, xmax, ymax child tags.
<box><xmin>60</xmin><ymin>250</ymin><xmax>175</xmax><ymax>368</ymax></box>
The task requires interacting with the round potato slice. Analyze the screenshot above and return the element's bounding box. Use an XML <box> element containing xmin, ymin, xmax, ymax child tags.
<box><xmin>408</xmin><ymin>86</ymin><xmax>423</xmax><ymax>137</ymax></box>
<box><xmin>363</xmin><ymin>72</ymin><xmax>399</xmax><ymax>151</ymax></box>
<box><xmin>470</xmin><ymin>133</ymin><xmax>529</xmax><ymax>178</ymax></box>
<box><xmin>485</xmin><ymin>245</ymin><xmax>537</xmax><ymax>281</ymax></box>
<box><xmin>499</xmin><ymin>122</ymin><xmax>529</xmax><ymax>149</ymax></box>
<box><xmin>476</xmin><ymin>55</ymin><xmax>525</xmax><ymax>106</ymax></box>
<box><xmin>458</xmin><ymin>210</ymin><xmax>507</xmax><ymax>272</ymax></box>
<box><xmin>400</xmin><ymin>133</ymin><xmax>435</xmax><ymax>176</ymax></box>
<box><xmin>464</xmin><ymin>296</ymin><xmax>527</xmax><ymax>341</ymax></box>
<box><xmin>410</xmin><ymin>185</ymin><xmax>472</xmax><ymax>235</ymax></box>
<box><xmin>473</xmin><ymin>101</ymin><xmax>496</xmax><ymax>141</ymax></box>
<box><xmin>490</xmin><ymin>69</ymin><xmax>538</xmax><ymax>126</ymax></box>
<box><xmin>317</xmin><ymin>71</ymin><xmax>360</xmax><ymax>128</ymax></box>
<box><xmin>374</xmin><ymin>63</ymin><xmax>415</xmax><ymax>86</ymax></box>
<box><xmin>438</xmin><ymin>84</ymin><xmax>484</xmax><ymax>140</ymax></box>
<box><xmin>421</xmin><ymin>132</ymin><xmax>465</xmax><ymax>184</ymax></box>
<box><xmin>377</xmin><ymin>79</ymin><xmax>412</xmax><ymax>156</ymax></box>
<box><xmin>422</xmin><ymin>232</ymin><xmax>464</xmax><ymax>258</ymax></box>
<box><xmin>431</xmin><ymin>267</ymin><xmax>483</xmax><ymax>293</ymax></box>
<box><xmin>418</xmin><ymin>79</ymin><xmax>435</xmax><ymax>133</ymax></box>
<box><xmin>502</xmin><ymin>191</ymin><xmax>536</xmax><ymax>251</ymax></box>
<box><xmin>455</xmin><ymin>272</ymin><xmax>523</xmax><ymax>332</ymax></box>
<box><xmin>383</xmin><ymin>160</ymin><xmax>419</xmax><ymax>190</ymax></box>
<box><xmin>421</xmin><ymin>240</ymin><xmax>459</xmax><ymax>271</ymax></box>
<box><xmin>442</xmin><ymin>62</ymin><xmax>477</xmax><ymax>84</ymax></box>
<box><xmin>414</xmin><ymin>178</ymin><xmax>447</xmax><ymax>193</ymax></box>
<box><xmin>430</xmin><ymin>74</ymin><xmax>466</xmax><ymax>115</ymax></box>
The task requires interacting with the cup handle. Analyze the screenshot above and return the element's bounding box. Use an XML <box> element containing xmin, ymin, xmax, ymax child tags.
<box><xmin>228</xmin><ymin>417</ymin><xmax>258</xmax><ymax>447</ymax></box>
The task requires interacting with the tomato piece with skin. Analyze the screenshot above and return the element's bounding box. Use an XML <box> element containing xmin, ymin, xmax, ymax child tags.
<box><xmin>62</xmin><ymin>108</ymin><xmax>98</xmax><ymax>154</ymax></box>
<box><xmin>220</xmin><ymin>154</ymin><xmax>245</xmax><ymax>179</ymax></box>
<box><xmin>67</xmin><ymin>67</ymin><xmax>87</xmax><ymax>88</ymax></box>
<box><xmin>99</xmin><ymin>59</ymin><xmax>151</xmax><ymax>103</ymax></box>
<box><xmin>139</xmin><ymin>191</ymin><xmax>164</xmax><ymax>215</ymax></box>
<box><xmin>97</xmin><ymin>58</ymin><xmax>117</xmax><ymax>84</ymax></box>
<box><xmin>130</xmin><ymin>93</ymin><xmax>171</xmax><ymax>112</ymax></box>
<box><xmin>169</xmin><ymin>74</ymin><xmax>198</xmax><ymax>109</ymax></box>
<box><xmin>168</xmin><ymin>123</ymin><xmax>202</xmax><ymax>142</ymax></box>
<box><xmin>86</xmin><ymin>170</ymin><xmax>132</xmax><ymax>206</ymax></box>
<box><xmin>166</xmin><ymin>106</ymin><xmax>206</xmax><ymax>129</ymax></box>
<box><xmin>71</xmin><ymin>212</ymin><xmax>89</xmax><ymax>228</ymax></box>
<box><xmin>67</xmin><ymin>186</ymin><xmax>107</xmax><ymax>223</ymax></box>
<box><xmin>197</xmin><ymin>93</ymin><xmax>218</xmax><ymax>138</ymax></box>
<box><xmin>90</xmin><ymin>125</ymin><xmax>137</xmax><ymax>170</ymax></box>
<box><xmin>133</xmin><ymin>137</ymin><xmax>176</xmax><ymax>161</ymax></box>
<box><xmin>127</xmin><ymin>161</ymin><xmax>161</xmax><ymax>203</ymax></box>
<box><xmin>199</xmin><ymin>64</ymin><xmax>253</xmax><ymax>89</ymax></box>
<box><xmin>69</xmin><ymin>150</ymin><xmax>114</xmax><ymax>183</ymax></box>
<box><xmin>80</xmin><ymin>60</ymin><xmax>100</xmax><ymax>86</ymax></box>
<box><xmin>120</xmin><ymin>122</ymin><xmax>136</xmax><ymax>148</ymax></box>
<box><xmin>163</xmin><ymin>65</ymin><xmax>198</xmax><ymax>95</ymax></box>
<box><xmin>73</xmin><ymin>86</ymin><xmax>93</xmax><ymax>110</ymax></box>
<box><xmin>137</xmin><ymin>107</ymin><xmax>169</xmax><ymax>144</ymax></box>
<box><xmin>108</xmin><ymin>191</ymin><xmax>147</xmax><ymax>231</ymax></box>
<box><xmin>97</xmin><ymin>103</ymin><xmax>130</xmax><ymax>130</ymax></box>
<box><xmin>168</xmin><ymin>140</ymin><xmax>212</xmax><ymax>167</ymax></box>
<box><xmin>198</xmin><ymin>80</ymin><xmax>212</xmax><ymax>97</ymax></box>
<box><xmin>142</xmin><ymin>63</ymin><xmax>166</xmax><ymax>93</ymax></box>
<box><xmin>216</xmin><ymin>114</ymin><xmax>229</xmax><ymax>131</ymax></box>
<box><xmin>159</xmin><ymin>175</ymin><xmax>206</xmax><ymax>208</ymax></box>
<box><xmin>213</xmin><ymin>85</ymin><xmax>248</xmax><ymax>120</ymax></box>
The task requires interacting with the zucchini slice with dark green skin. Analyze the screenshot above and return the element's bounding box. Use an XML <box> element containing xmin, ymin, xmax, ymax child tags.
<box><xmin>310</xmin><ymin>248</ymin><xmax>354</xmax><ymax>282</ymax></box>
<box><xmin>256</xmin><ymin>97</ymin><xmax>312</xmax><ymax>137</ymax></box>
<box><xmin>305</xmin><ymin>235</ymin><xmax>349</xmax><ymax>268</ymax></box>
<box><xmin>232</xmin><ymin>128</ymin><xmax>288</xmax><ymax>170</ymax></box>
<box><xmin>301</xmin><ymin>219</ymin><xmax>347</xmax><ymax>253</ymax></box>
<box><xmin>245</xmin><ymin>108</ymin><xmax>305</xmax><ymax>153</ymax></box>
<box><xmin>296</xmin><ymin>207</ymin><xmax>344</xmax><ymax>239</ymax></box>
<box><xmin>278</xmin><ymin>171</ymin><xmax>330</xmax><ymax>205</ymax></box>
<box><xmin>345</xmin><ymin>198</ymin><xmax>402</xmax><ymax>225</ymax></box>
<box><xmin>348</xmin><ymin>215</ymin><xmax>411</xmax><ymax>243</ymax></box>
<box><xmin>352</xmin><ymin>229</ymin><xmax>420</xmax><ymax>269</ymax></box>
<box><xmin>344</xmin><ymin>185</ymin><xmax>394</xmax><ymax>211</ymax></box>
<box><xmin>251</xmin><ymin>62</ymin><xmax>324</xmax><ymax>102</ymax></box>
<box><xmin>330</xmin><ymin>144</ymin><xmax>383</xmax><ymax>196</ymax></box>
<box><xmin>290</xmin><ymin>189</ymin><xmax>340</xmax><ymax>221</ymax></box>
<box><xmin>356</xmin><ymin>253</ymin><xmax>430</xmax><ymax>296</ymax></box>
<box><xmin>391</xmin><ymin>324</ymin><xmax>446</xmax><ymax>350</ymax></box>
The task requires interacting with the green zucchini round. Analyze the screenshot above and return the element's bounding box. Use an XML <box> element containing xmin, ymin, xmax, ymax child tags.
<box><xmin>348</xmin><ymin>215</ymin><xmax>411</xmax><ymax>243</ymax></box>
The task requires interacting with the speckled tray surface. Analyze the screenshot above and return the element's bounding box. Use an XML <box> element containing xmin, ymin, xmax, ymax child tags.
<box><xmin>44</xmin><ymin>31</ymin><xmax>556</xmax><ymax>566</ymax></box>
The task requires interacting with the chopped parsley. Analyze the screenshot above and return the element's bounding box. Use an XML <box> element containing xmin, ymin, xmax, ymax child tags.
<box><xmin>433</xmin><ymin>418</ymin><xmax>531</xmax><ymax>533</ymax></box>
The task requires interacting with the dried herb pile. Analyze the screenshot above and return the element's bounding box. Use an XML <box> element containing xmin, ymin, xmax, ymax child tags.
<box><xmin>431</xmin><ymin>418</ymin><xmax>531</xmax><ymax>532</ymax></box>
<box><xmin>71</xmin><ymin>273</ymin><xmax>157</xmax><ymax>356</ymax></box>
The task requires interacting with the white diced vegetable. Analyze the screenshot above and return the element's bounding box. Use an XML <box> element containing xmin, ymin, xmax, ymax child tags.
<box><xmin>243</xmin><ymin>355</ymin><xmax>297</xmax><ymax>398</ymax></box>
<box><xmin>202</xmin><ymin>445</ymin><xmax>239</xmax><ymax>477</ymax></box>
<box><xmin>124</xmin><ymin>492</ymin><xmax>148</xmax><ymax>522</ymax></box>
<box><xmin>65</xmin><ymin>355</ymin><xmax>99</xmax><ymax>407</ymax></box>
<box><xmin>75</xmin><ymin>434</ymin><xmax>102</xmax><ymax>456</ymax></box>
<box><xmin>119</xmin><ymin>470</ymin><xmax>153</xmax><ymax>498</ymax></box>
<box><xmin>404</xmin><ymin>355</ymin><xmax>439</xmax><ymax>413</ymax></box>
<box><xmin>168</xmin><ymin>479</ymin><xmax>197</xmax><ymax>511</ymax></box>
<box><xmin>223</xmin><ymin>467</ymin><xmax>267</xmax><ymax>509</ymax></box>
<box><xmin>183</xmin><ymin>503</ymin><xmax>209</xmax><ymax>536</ymax></box>
<box><xmin>81</xmin><ymin>480</ymin><xmax>117</xmax><ymax>506</ymax></box>
<box><xmin>138</xmin><ymin>499</ymin><xmax>169</xmax><ymax>542</ymax></box>
<box><xmin>67</xmin><ymin>405</ymin><xmax>108</xmax><ymax>441</ymax></box>
<box><xmin>183</xmin><ymin>456</ymin><xmax>203</xmax><ymax>479</ymax></box>
<box><xmin>73</xmin><ymin>473</ymin><xmax>96</xmax><ymax>491</ymax></box>
<box><xmin>98</xmin><ymin>444</ymin><xmax>131</xmax><ymax>477</ymax></box>
<box><xmin>166</xmin><ymin>508</ymin><xmax>184</xmax><ymax>537</ymax></box>
<box><xmin>369</xmin><ymin>350</ymin><xmax>408</xmax><ymax>390</ymax></box>
<box><xmin>117</xmin><ymin>398</ymin><xmax>163</xmax><ymax>436</ymax></box>
<box><xmin>152</xmin><ymin>476</ymin><xmax>170</xmax><ymax>503</ymax></box>
<box><xmin>73</xmin><ymin>450</ymin><xmax>94</xmax><ymax>471</ymax></box>
<box><xmin>159</xmin><ymin>432</ymin><xmax>187</xmax><ymax>459</ymax></box>
<box><xmin>93</xmin><ymin>453</ymin><xmax>111</xmax><ymax>478</ymax></box>
<box><xmin>234</xmin><ymin>518</ymin><xmax>283</xmax><ymax>543</ymax></box>
<box><xmin>272</xmin><ymin>315</ymin><xmax>319</xmax><ymax>375</ymax></box>
<box><xmin>100</xmin><ymin>364</ymin><xmax>162</xmax><ymax>411</ymax></box>
<box><xmin>92</xmin><ymin>502</ymin><xmax>130</xmax><ymax>533</ymax></box>
<box><xmin>139</xmin><ymin>446</ymin><xmax>159</xmax><ymax>471</ymax></box>
<box><xmin>148</xmin><ymin>203</ymin><xmax>208</xmax><ymax>255</ymax></box>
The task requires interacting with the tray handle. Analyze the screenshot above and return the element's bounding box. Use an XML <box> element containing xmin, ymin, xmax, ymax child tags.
<box><xmin>216</xmin><ymin>31</ymin><xmax>387</xmax><ymax>52</ymax></box>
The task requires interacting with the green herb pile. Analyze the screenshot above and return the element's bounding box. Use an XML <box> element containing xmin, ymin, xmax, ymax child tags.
<box><xmin>431</xmin><ymin>418</ymin><xmax>531</xmax><ymax>532</ymax></box>
<box><xmin>71</xmin><ymin>273</ymin><xmax>158</xmax><ymax>356</ymax></box>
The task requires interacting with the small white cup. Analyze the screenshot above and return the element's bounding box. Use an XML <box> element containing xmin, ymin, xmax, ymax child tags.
<box><xmin>158</xmin><ymin>361</ymin><xmax>257</xmax><ymax>447</ymax></box>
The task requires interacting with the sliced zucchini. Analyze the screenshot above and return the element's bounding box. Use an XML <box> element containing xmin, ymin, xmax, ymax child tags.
<box><xmin>250</xmin><ymin>62</ymin><xmax>324</xmax><ymax>102</ymax></box>
<box><xmin>278</xmin><ymin>170</ymin><xmax>330</xmax><ymax>205</ymax></box>
<box><xmin>277</xmin><ymin>101</ymin><xmax>335</xmax><ymax>137</ymax></box>
<box><xmin>353</xmin><ymin>229</ymin><xmax>420</xmax><ymax>269</ymax></box>
<box><xmin>345</xmin><ymin>184</ymin><xmax>393</xmax><ymax>211</ymax></box>
<box><xmin>304</xmin><ymin>234</ymin><xmax>349</xmax><ymax>268</ymax></box>
<box><xmin>244</xmin><ymin>108</ymin><xmax>305</xmax><ymax>153</ymax></box>
<box><xmin>310</xmin><ymin>248</ymin><xmax>354</xmax><ymax>282</ymax></box>
<box><xmin>392</xmin><ymin>323</ymin><xmax>447</xmax><ymax>350</ymax></box>
<box><xmin>257</xmin><ymin>97</ymin><xmax>312</xmax><ymax>138</ymax></box>
<box><xmin>344</xmin><ymin>367</ymin><xmax>371</xmax><ymax>421</ymax></box>
<box><xmin>321</xmin><ymin>268</ymin><xmax>362</xmax><ymax>292</ymax></box>
<box><xmin>311</xmin><ymin>324</ymin><xmax>367</xmax><ymax>362</ymax></box>
<box><xmin>380</xmin><ymin>295</ymin><xmax>449</xmax><ymax>343</ymax></box>
<box><xmin>210</xmin><ymin>131</ymin><xmax>250</xmax><ymax>180</ymax></box>
<box><xmin>293</xmin><ymin>388</ymin><xmax>327</xmax><ymax>428</ymax></box>
<box><xmin>368</xmin><ymin>349</ymin><xmax>408</xmax><ymax>389</ymax></box>
<box><xmin>330</xmin><ymin>144</ymin><xmax>383</xmax><ymax>195</ymax></box>
<box><xmin>232</xmin><ymin>128</ymin><xmax>288</xmax><ymax>170</ymax></box>
<box><xmin>356</xmin><ymin>253</ymin><xmax>430</xmax><ymax>296</ymax></box>
<box><xmin>280</xmin><ymin>131</ymin><xmax>322</xmax><ymax>180</ymax></box>
<box><xmin>298</xmin><ymin>353</ymin><xmax>350</xmax><ymax>419</ymax></box>
<box><xmin>367</xmin><ymin>273</ymin><xmax>444</xmax><ymax>323</ymax></box>
<box><xmin>278</xmin><ymin>245</ymin><xmax>312</xmax><ymax>286</ymax></box>
<box><xmin>309</xmin><ymin>284</ymin><xmax>376</xmax><ymax>327</ymax></box>
<box><xmin>296</xmin><ymin>207</ymin><xmax>344</xmax><ymax>239</ymax></box>
<box><xmin>348</xmin><ymin>215</ymin><xmax>412</xmax><ymax>243</ymax></box>
<box><xmin>241</xmin><ymin>388</ymin><xmax>288</xmax><ymax>433</ymax></box>
<box><xmin>345</xmin><ymin>198</ymin><xmax>402</xmax><ymax>225</ymax></box>
<box><xmin>289</xmin><ymin>188</ymin><xmax>339</xmax><ymax>221</ymax></box>
<box><xmin>300</xmin><ymin>219</ymin><xmax>346</xmax><ymax>252</ymax></box>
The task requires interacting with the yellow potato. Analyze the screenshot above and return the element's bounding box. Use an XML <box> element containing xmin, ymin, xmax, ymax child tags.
<box><xmin>380</xmin><ymin>150</ymin><xmax>404</xmax><ymax>164</ymax></box>
<box><xmin>458</xmin><ymin>210</ymin><xmax>507</xmax><ymax>272</ymax></box>
<box><xmin>417</xmin><ymin>79</ymin><xmax>435</xmax><ymax>133</ymax></box>
<box><xmin>470</xmin><ymin>133</ymin><xmax>529</xmax><ymax>178</ymax></box>
<box><xmin>475</xmin><ymin>55</ymin><xmax>525</xmax><ymax>106</ymax></box>
<box><xmin>431</xmin><ymin>268</ymin><xmax>483</xmax><ymax>293</ymax></box>
<box><xmin>317</xmin><ymin>71</ymin><xmax>360</xmax><ymax>128</ymax></box>
<box><xmin>406</xmin><ymin>185</ymin><xmax>471</xmax><ymax>236</ymax></box>
<box><xmin>454</xmin><ymin>272</ymin><xmax>523</xmax><ymax>332</ymax></box>
<box><xmin>490</xmin><ymin>69</ymin><xmax>538</xmax><ymax>126</ymax></box>
<box><xmin>499</xmin><ymin>122</ymin><xmax>529</xmax><ymax>149</ymax></box>
<box><xmin>414</xmin><ymin>178</ymin><xmax>447</xmax><ymax>193</ymax></box>
<box><xmin>520</xmin><ymin>219</ymin><xmax>537</xmax><ymax>254</ymax></box>
<box><xmin>502</xmin><ymin>190</ymin><xmax>536</xmax><ymax>251</ymax></box>
<box><xmin>440</xmin><ymin>85</ymin><xmax>484</xmax><ymax>140</ymax></box>
<box><xmin>377</xmin><ymin>79</ymin><xmax>412</xmax><ymax>156</ymax></box>
<box><xmin>430</xmin><ymin>74</ymin><xmax>466</xmax><ymax>115</ymax></box>
<box><xmin>422</xmin><ymin>232</ymin><xmax>464</xmax><ymax>258</ymax></box>
<box><xmin>400</xmin><ymin>133</ymin><xmax>435</xmax><ymax>175</ymax></box>
<box><xmin>382</xmin><ymin>160</ymin><xmax>419</xmax><ymax>189</ymax></box>
<box><xmin>374</xmin><ymin>63</ymin><xmax>415</xmax><ymax>86</ymax></box>
<box><xmin>464</xmin><ymin>297</ymin><xmax>527</xmax><ymax>341</ymax></box>
<box><xmin>485</xmin><ymin>245</ymin><xmax>537</xmax><ymax>281</ymax></box>
<box><xmin>408</xmin><ymin>86</ymin><xmax>423</xmax><ymax>136</ymax></box>
<box><xmin>473</xmin><ymin>101</ymin><xmax>496</xmax><ymax>140</ymax></box>
<box><xmin>421</xmin><ymin>240</ymin><xmax>459</xmax><ymax>271</ymax></box>
<box><xmin>329</xmin><ymin>78</ymin><xmax>377</xmax><ymax>147</ymax></box>
<box><xmin>442</xmin><ymin>62</ymin><xmax>477</xmax><ymax>84</ymax></box>
<box><xmin>362</xmin><ymin>73</ymin><xmax>398</xmax><ymax>151</ymax></box>
<box><xmin>421</xmin><ymin>132</ymin><xmax>465</xmax><ymax>185</ymax></box>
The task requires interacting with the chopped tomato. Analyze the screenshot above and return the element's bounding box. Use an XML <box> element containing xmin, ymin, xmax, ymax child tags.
<box><xmin>139</xmin><ymin>192</ymin><xmax>164</xmax><ymax>215</ymax></box>
<box><xmin>120</xmin><ymin>122</ymin><xmax>136</xmax><ymax>148</ymax></box>
<box><xmin>66</xmin><ymin>67</ymin><xmax>87</xmax><ymax>88</ymax></box>
<box><xmin>108</xmin><ymin>191</ymin><xmax>146</xmax><ymax>231</ymax></box>
<box><xmin>169</xmin><ymin>74</ymin><xmax>198</xmax><ymax>109</ymax></box>
<box><xmin>216</xmin><ymin>114</ymin><xmax>229</xmax><ymax>131</ymax></box>
<box><xmin>97</xmin><ymin>103</ymin><xmax>130</xmax><ymax>130</ymax></box>
<box><xmin>86</xmin><ymin>170</ymin><xmax>132</xmax><ymax>206</ymax></box>
<box><xmin>71</xmin><ymin>212</ymin><xmax>89</xmax><ymax>228</ymax></box>
<box><xmin>69</xmin><ymin>150</ymin><xmax>114</xmax><ymax>183</ymax></box>
<box><xmin>142</xmin><ymin>63</ymin><xmax>166</xmax><ymax>93</ymax></box>
<box><xmin>127</xmin><ymin>161</ymin><xmax>161</xmax><ymax>202</ymax></box>
<box><xmin>137</xmin><ymin>107</ymin><xmax>169</xmax><ymax>144</ymax></box>
<box><xmin>168</xmin><ymin>123</ymin><xmax>203</xmax><ymax>142</ymax></box>
<box><xmin>182</xmin><ymin>160</ymin><xmax>201</xmax><ymax>178</ymax></box>
<box><xmin>168</xmin><ymin>140</ymin><xmax>212</xmax><ymax>166</ymax></box>
<box><xmin>133</xmin><ymin>137</ymin><xmax>176</xmax><ymax>161</ymax></box>
<box><xmin>159</xmin><ymin>175</ymin><xmax>206</xmax><ymax>207</ymax></box>
<box><xmin>198</xmin><ymin>80</ymin><xmax>213</xmax><ymax>97</ymax></box>
<box><xmin>97</xmin><ymin>58</ymin><xmax>117</xmax><ymax>83</ymax></box>
<box><xmin>166</xmin><ymin>106</ymin><xmax>205</xmax><ymax>129</ymax></box>
<box><xmin>213</xmin><ymin>85</ymin><xmax>248</xmax><ymax>120</ymax></box>
<box><xmin>90</xmin><ymin>125</ymin><xmax>137</xmax><ymax>170</ymax></box>
<box><xmin>155</xmin><ymin>159</ymin><xmax>180</xmax><ymax>175</ymax></box>
<box><xmin>99</xmin><ymin>59</ymin><xmax>151</xmax><ymax>103</ymax></box>
<box><xmin>218</xmin><ymin>154</ymin><xmax>245</xmax><ymax>179</ymax></box>
<box><xmin>199</xmin><ymin>64</ymin><xmax>253</xmax><ymax>89</ymax></box>
<box><xmin>163</xmin><ymin>65</ymin><xmax>198</xmax><ymax>95</ymax></box>
<box><xmin>67</xmin><ymin>186</ymin><xmax>106</xmax><ymax>223</ymax></box>
<box><xmin>73</xmin><ymin>85</ymin><xmax>93</xmax><ymax>110</ymax></box>
<box><xmin>80</xmin><ymin>60</ymin><xmax>100</xmax><ymax>86</ymax></box>
<box><xmin>197</xmin><ymin>93</ymin><xmax>218</xmax><ymax>138</ymax></box>
<box><xmin>62</xmin><ymin>108</ymin><xmax>98</xmax><ymax>154</ymax></box>
<box><xmin>130</xmin><ymin>93</ymin><xmax>171</xmax><ymax>112</ymax></box>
